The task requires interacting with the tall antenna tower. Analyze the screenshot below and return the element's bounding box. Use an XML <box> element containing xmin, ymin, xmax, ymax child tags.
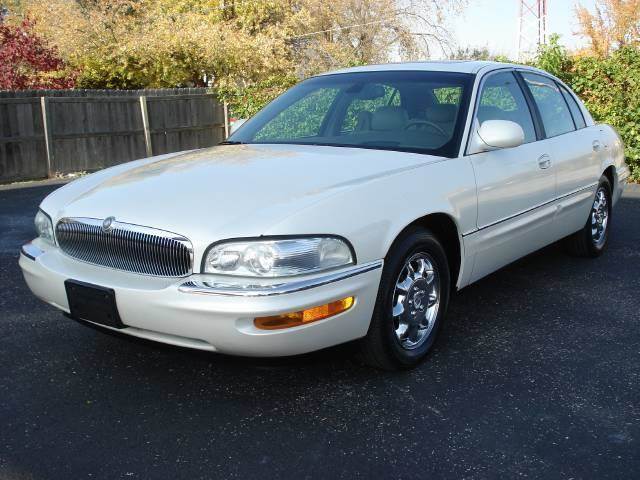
<box><xmin>517</xmin><ymin>0</ymin><xmax>548</xmax><ymax>61</ymax></box>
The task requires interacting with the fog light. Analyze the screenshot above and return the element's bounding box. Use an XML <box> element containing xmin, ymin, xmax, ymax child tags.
<box><xmin>254</xmin><ymin>297</ymin><xmax>354</xmax><ymax>330</ymax></box>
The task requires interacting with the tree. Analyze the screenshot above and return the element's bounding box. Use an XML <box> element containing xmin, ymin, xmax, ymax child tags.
<box><xmin>534</xmin><ymin>36</ymin><xmax>640</xmax><ymax>181</ymax></box>
<box><xmin>0</xmin><ymin>1</ymin><xmax>24</xmax><ymax>19</ymax></box>
<box><xmin>449</xmin><ymin>45</ymin><xmax>510</xmax><ymax>62</ymax></box>
<box><xmin>576</xmin><ymin>0</ymin><xmax>640</xmax><ymax>57</ymax></box>
<box><xmin>24</xmin><ymin>0</ymin><xmax>297</xmax><ymax>89</ymax></box>
<box><xmin>535</xmin><ymin>34</ymin><xmax>573</xmax><ymax>80</ymax></box>
<box><xmin>0</xmin><ymin>18</ymin><xmax>74</xmax><ymax>89</ymax></box>
<box><xmin>290</xmin><ymin>0</ymin><xmax>467</xmax><ymax>75</ymax></box>
<box><xmin>23</xmin><ymin>0</ymin><xmax>466</xmax><ymax>88</ymax></box>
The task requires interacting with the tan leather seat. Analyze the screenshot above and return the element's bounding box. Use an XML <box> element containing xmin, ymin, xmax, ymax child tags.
<box><xmin>371</xmin><ymin>106</ymin><xmax>409</xmax><ymax>131</ymax></box>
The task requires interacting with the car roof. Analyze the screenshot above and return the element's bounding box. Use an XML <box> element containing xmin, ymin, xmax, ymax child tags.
<box><xmin>318</xmin><ymin>60</ymin><xmax>533</xmax><ymax>76</ymax></box>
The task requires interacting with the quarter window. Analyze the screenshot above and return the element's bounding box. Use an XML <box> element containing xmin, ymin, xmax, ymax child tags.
<box><xmin>475</xmin><ymin>71</ymin><xmax>536</xmax><ymax>144</ymax></box>
<box><xmin>521</xmin><ymin>72</ymin><xmax>575</xmax><ymax>138</ymax></box>
<box><xmin>560</xmin><ymin>86</ymin><xmax>586</xmax><ymax>129</ymax></box>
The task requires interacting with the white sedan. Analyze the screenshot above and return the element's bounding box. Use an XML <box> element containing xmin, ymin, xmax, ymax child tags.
<box><xmin>20</xmin><ymin>61</ymin><xmax>629</xmax><ymax>369</ymax></box>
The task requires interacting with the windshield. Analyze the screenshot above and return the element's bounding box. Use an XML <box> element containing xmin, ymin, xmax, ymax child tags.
<box><xmin>227</xmin><ymin>71</ymin><xmax>474</xmax><ymax>158</ymax></box>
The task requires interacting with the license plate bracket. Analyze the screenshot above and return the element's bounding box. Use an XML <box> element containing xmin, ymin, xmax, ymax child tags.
<box><xmin>65</xmin><ymin>280</ymin><xmax>124</xmax><ymax>329</ymax></box>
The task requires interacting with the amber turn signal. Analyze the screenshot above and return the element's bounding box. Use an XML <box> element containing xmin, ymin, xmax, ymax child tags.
<box><xmin>254</xmin><ymin>297</ymin><xmax>355</xmax><ymax>330</ymax></box>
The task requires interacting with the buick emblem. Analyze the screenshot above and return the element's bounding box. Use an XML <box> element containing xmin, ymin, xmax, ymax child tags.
<box><xmin>102</xmin><ymin>216</ymin><xmax>116</xmax><ymax>233</ymax></box>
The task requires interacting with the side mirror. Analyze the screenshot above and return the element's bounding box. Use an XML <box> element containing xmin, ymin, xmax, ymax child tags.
<box><xmin>476</xmin><ymin>120</ymin><xmax>525</xmax><ymax>151</ymax></box>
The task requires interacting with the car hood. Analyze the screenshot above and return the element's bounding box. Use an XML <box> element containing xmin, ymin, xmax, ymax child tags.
<box><xmin>43</xmin><ymin>144</ymin><xmax>443</xmax><ymax>248</ymax></box>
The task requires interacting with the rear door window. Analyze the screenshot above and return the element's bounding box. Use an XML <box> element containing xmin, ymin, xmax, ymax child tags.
<box><xmin>560</xmin><ymin>86</ymin><xmax>586</xmax><ymax>129</ymax></box>
<box><xmin>521</xmin><ymin>72</ymin><xmax>575</xmax><ymax>138</ymax></box>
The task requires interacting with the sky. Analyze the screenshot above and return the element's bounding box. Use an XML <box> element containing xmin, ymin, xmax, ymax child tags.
<box><xmin>447</xmin><ymin>0</ymin><xmax>598</xmax><ymax>60</ymax></box>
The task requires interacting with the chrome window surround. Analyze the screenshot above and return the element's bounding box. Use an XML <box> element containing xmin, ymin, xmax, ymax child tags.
<box><xmin>55</xmin><ymin>217</ymin><xmax>193</xmax><ymax>277</ymax></box>
<box><xmin>178</xmin><ymin>260</ymin><xmax>383</xmax><ymax>297</ymax></box>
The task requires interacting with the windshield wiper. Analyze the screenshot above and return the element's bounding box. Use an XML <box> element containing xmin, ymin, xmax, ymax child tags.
<box><xmin>219</xmin><ymin>140</ymin><xmax>245</xmax><ymax>145</ymax></box>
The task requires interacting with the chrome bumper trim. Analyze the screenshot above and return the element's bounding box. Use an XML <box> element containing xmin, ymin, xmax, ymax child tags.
<box><xmin>178</xmin><ymin>260</ymin><xmax>383</xmax><ymax>297</ymax></box>
<box><xmin>21</xmin><ymin>243</ymin><xmax>44</xmax><ymax>261</ymax></box>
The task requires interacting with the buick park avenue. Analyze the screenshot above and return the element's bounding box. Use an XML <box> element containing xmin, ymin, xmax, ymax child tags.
<box><xmin>20</xmin><ymin>61</ymin><xmax>629</xmax><ymax>369</ymax></box>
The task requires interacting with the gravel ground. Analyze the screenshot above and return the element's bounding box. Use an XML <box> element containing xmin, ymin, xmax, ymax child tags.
<box><xmin>1</xmin><ymin>182</ymin><xmax>639</xmax><ymax>480</ymax></box>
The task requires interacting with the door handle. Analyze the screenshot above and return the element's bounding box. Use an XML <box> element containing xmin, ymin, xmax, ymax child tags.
<box><xmin>538</xmin><ymin>154</ymin><xmax>551</xmax><ymax>169</ymax></box>
<box><xmin>592</xmin><ymin>140</ymin><xmax>602</xmax><ymax>152</ymax></box>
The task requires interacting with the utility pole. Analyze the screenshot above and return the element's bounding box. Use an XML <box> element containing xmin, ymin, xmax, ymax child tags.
<box><xmin>517</xmin><ymin>0</ymin><xmax>548</xmax><ymax>61</ymax></box>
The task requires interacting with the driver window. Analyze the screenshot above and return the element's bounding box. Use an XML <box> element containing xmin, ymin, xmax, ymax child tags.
<box><xmin>476</xmin><ymin>71</ymin><xmax>536</xmax><ymax>144</ymax></box>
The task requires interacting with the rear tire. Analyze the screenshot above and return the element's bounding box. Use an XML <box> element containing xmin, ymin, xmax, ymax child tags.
<box><xmin>359</xmin><ymin>226</ymin><xmax>450</xmax><ymax>370</ymax></box>
<box><xmin>564</xmin><ymin>175</ymin><xmax>612</xmax><ymax>258</ymax></box>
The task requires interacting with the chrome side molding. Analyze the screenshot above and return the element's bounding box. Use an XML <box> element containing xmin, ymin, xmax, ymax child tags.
<box><xmin>178</xmin><ymin>260</ymin><xmax>383</xmax><ymax>297</ymax></box>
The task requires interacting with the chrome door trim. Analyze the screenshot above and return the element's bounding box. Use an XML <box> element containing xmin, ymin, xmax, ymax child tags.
<box><xmin>461</xmin><ymin>182</ymin><xmax>598</xmax><ymax>237</ymax></box>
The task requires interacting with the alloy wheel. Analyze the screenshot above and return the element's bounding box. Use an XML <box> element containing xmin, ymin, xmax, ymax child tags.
<box><xmin>591</xmin><ymin>187</ymin><xmax>609</xmax><ymax>248</ymax></box>
<box><xmin>391</xmin><ymin>252</ymin><xmax>440</xmax><ymax>350</ymax></box>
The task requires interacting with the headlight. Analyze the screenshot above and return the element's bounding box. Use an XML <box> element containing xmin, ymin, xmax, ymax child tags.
<box><xmin>203</xmin><ymin>237</ymin><xmax>355</xmax><ymax>277</ymax></box>
<box><xmin>34</xmin><ymin>209</ymin><xmax>55</xmax><ymax>244</ymax></box>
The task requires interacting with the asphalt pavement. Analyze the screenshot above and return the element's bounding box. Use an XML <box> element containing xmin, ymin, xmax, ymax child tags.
<box><xmin>1</xmin><ymin>182</ymin><xmax>639</xmax><ymax>479</ymax></box>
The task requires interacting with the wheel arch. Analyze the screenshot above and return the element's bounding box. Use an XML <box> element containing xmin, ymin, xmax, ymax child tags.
<box><xmin>603</xmin><ymin>164</ymin><xmax>616</xmax><ymax>192</ymax></box>
<box><xmin>385</xmin><ymin>212</ymin><xmax>463</xmax><ymax>290</ymax></box>
<box><xmin>598</xmin><ymin>123</ymin><xmax>628</xmax><ymax>201</ymax></box>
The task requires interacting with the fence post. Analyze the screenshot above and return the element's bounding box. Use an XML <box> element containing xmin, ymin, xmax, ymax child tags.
<box><xmin>40</xmin><ymin>96</ymin><xmax>54</xmax><ymax>178</ymax></box>
<box><xmin>139</xmin><ymin>95</ymin><xmax>153</xmax><ymax>157</ymax></box>
<box><xmin>223</xmin><ymin>101</ymin><xmax>229</xmax><ymax>139</ymax></box>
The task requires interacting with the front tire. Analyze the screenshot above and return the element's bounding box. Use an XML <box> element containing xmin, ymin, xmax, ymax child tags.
<box><xmin>359</xmin><ymin>227</ymin><xmax>450</xmax><ymax>370</ymax></box>
<box><xmin>564</xmin><ymin>175</ymin><xmax>612</xmax><ymax>258</ymax></box>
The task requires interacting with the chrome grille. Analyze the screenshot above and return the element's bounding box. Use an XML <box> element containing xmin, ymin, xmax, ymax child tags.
<box><xmin>55</xmin><ymin>218</ymin><xmax>193</xmax><ymax>277</ymax></box>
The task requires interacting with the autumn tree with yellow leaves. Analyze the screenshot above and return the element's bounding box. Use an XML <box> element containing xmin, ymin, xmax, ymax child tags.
<box><xmin>13</xmin><ymin>0</ymin><xmax>464</xmax><ymax>90</ymax></box>
<box><xmin>575</xmin><ymin>0</ymin><xmax>640</xmax><ymax>57</ymax></box>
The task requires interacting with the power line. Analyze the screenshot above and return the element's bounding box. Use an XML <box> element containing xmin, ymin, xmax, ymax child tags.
<box><xmin>209</xmin><ymin>3</ymin><xmax>395</xmax><ymax>43</ymax></box>
<box><xmin>203</xmin><ymin>3</ymin><xmax>395</xmax><ymax>42</ymax></box>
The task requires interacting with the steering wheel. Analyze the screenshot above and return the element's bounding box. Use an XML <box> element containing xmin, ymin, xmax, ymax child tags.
<box><xmin>405</xmin><ymin>120</ymin><xmax>447</xmax><ymax>136</ymax></box>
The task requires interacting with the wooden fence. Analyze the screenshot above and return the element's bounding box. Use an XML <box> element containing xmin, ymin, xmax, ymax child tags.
<box><xmin>0</xmin><ymin>88</ymin><xmax>228</xmax><ymax>183</ymax></box>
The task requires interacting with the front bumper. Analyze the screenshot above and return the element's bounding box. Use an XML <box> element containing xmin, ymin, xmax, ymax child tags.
<box><xmin>19</xmin><ymin>240</ymin><xmax>383</xmax><ymax>356</ymax></box>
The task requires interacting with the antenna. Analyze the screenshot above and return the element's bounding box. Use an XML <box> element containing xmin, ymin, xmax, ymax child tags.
<box><xmin>517</xmin><ymin>0</ymin><xmax>548</xmax><ymax>61</ymax></box>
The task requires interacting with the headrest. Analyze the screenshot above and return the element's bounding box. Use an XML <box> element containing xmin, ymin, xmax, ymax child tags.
<box><xmin>371</xmin><ymin>106</ymin><xmax>408</xmax><ymax>131</ymax></box>
<box><xmin>426</xmin><ymin>104</ymin><xmax>457</xmax><ymax>123</ymax></box>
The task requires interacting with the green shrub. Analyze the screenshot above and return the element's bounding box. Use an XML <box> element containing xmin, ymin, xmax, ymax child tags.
<box><xmin>537</xmin><ymin>37</ymin><xmax>640</xmax><ymax>181</ymax></box>
<box><xmin>216</xmin><ymin>75</ymin><xmax>298</xmax><ymax>120</ymax></box>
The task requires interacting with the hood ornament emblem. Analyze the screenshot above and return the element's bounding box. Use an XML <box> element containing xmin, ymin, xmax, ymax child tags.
<box><xmin>102</xmin><ymin>216</ymin><xmax>116</xmax><ymax>233</ymax></box>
